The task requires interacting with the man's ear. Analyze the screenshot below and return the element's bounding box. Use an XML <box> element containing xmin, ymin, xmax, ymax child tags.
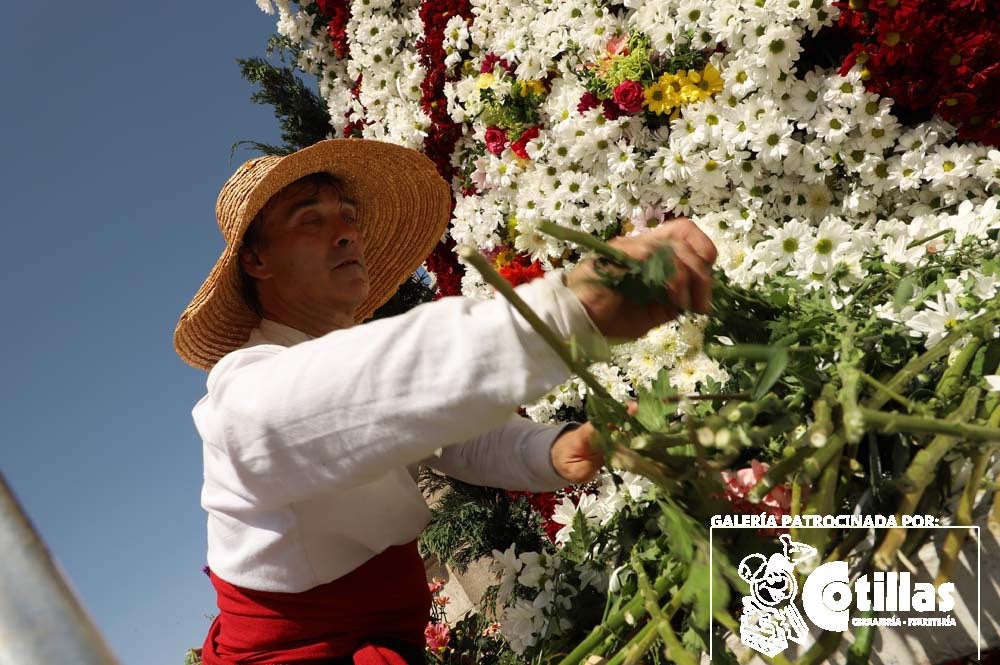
<box><xmin>238</xmin><ymin>244</ymin><xmax>271</xmax><ymax>280</ymax></box>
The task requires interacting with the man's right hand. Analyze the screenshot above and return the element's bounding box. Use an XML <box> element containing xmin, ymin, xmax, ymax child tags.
<box><xmin>565</xmin><ymin>218</ymin><xmax>718</xmax><ymax>341</ymax></box>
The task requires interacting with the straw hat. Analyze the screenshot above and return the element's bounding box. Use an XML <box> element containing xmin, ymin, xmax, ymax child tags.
<box><xmin>173</xmin><ymin>139</ymin><xmax>452</xmax><ymax>371</ymax></box>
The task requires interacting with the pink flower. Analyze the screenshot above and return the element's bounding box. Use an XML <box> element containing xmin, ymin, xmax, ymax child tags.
<box><xmin>606</xmin><ymin>34</ymin><xmax>630</xmax><ymax>56</ymax></box>
<box><xmin>424</xmin><ymin>622</ymin><xmax>451</xmax><ymax>652</ymax></box>
<box><xmin>481</xmin><ymin>622</ymin><xmax>502</xmax><ymax>638</ymax></box>
<box><xmin>433</xmin><ymin>595</ymin><xmax>451</xmax><ymax>607</ymax></box>
<box><xmin>484</xmin><ymin>126</ymin><xmax>508</xmax><ymax>155</ymax></box>
<box><xmin>612</xmin><ymin>80</ymin><xmax>644</xmax><ymax>114</ymax></box>
<box><xmin>427</xmin><ymin>578</ymin><xmax>445</xmax><ymax>595</ymax></box>
<box><xmin>720</xmin><ymin>460</ymin><xmax>799</xmax><ymax>528</ymax></box>
<box><xmin>511</xmin><ymin>125</ymin><xmax>541</xmax><ymax>159</ymax></box>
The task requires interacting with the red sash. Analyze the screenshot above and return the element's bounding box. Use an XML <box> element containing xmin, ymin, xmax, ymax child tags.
<box><xmin>201</xmin><ymin>540</ymin><xmax>431</xmax><ymax>664</ymax></box>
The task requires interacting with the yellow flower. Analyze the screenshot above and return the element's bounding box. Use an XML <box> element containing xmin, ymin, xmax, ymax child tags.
<box><xmin>519</xmin><ymin>79</ymin><xmax>546</xmax><ymax>96</ymax></box>
<box><xmin>643</xmin><ymin>81</ymin><xmax>672</xmax><ymax>115</ymax></box>
<box><xmin>493</xmin><ymin>248</ymin><xmax>515</xmax><ymax>268</ymax></box>
<box><xmin>658</xmin><ymin>72</ymin><xmax>686</xmax><ymax>107</ymax></box>
<box><xmin>697</xmin><ymin>64</ymin><xmax>724</xmax><ymax>96</ymax></box>
<box><xmin>476</xmin><ymin>73</ymin><xmax>495</xmax><ymax>90</ymax></box>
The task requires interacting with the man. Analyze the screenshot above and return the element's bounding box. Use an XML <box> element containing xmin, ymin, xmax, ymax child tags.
<box><xmin>174</xmin><ymin>139</ymin><xmax>716</xmax><ymax>665</ymax></box>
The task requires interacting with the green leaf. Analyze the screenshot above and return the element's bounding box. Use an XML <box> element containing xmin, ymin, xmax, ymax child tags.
<box><xmin>681</xmin><ymin>562</ymin><xmax>711</xmax><ymax>630</ymax></box>
<box><xmin>751</xmin><ymin>348</ymin><xmax>789</xmax><ymax>400</ymax></box>
<box><xmin>681</xmin><ymin>627</ymin><xmax>708</xmax><ymax>654</ymax></box>
<box><xmin>564</xmin><ymin>507</ymin><xmax>596</xmax><ymax>563</ymax></box>
<box><xmin>635</xmin><ymin>368</ymin><xmax>678</xmax><ymax>432</ymax></box>
<box><xmin>641</xmin><ymin>246</ymin><xmax>676</xmax><ymax>287</ymax></box>
<box><xmin>893</xmin><ymin>276</ymin><xmax>916</xmax><ymax>311</ymax></box>
<box><xmin>585</xmin><ymin>393</ymin><xmax>625</xmax><ymax>430</ymax></box>
<box><xmin>657</xmin><ymin>500</ymin><xmax>694</xmax><ymax>563</ymax></box>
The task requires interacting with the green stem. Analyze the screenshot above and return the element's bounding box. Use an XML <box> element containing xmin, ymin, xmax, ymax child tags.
<box><xmin>798</xmin><ymin>437</ymin><xmax>843</xmax><ymax>559</ymax></box>
<box><xmin>864</xmin><ymin>306</ymin><xmax>1000</xmax><ymax>411</ymax></box>
<box><xmin>604</xmin><ymin>621</ymin><xmax>658</xmax><ymax>665</ymax></box>
<box><xmin>935</xmin><ymin>404</ymin><xmax>1000</xmax><ymax>585</ymax></box>
<box><xmin>749</xmin><ymin>425</ymin><xmax>844</xmax><ymax>504</ymax></box>
<box><xmin>458</xmin><ymin>247</ymin><xmax>623</xmax><ymax>413</ymax></box>
<box><xmin>905</xmin><ymin>227</ymin><xmax>951</xmax><ymax>250</ymax></box>
<box><xmin>873</xmin><ymin>389</ymin><xmax>981</xmax><ymax>570</ymax></box>
<box><xmin>859</xmin><ymin>405</ymin><xmax>1000</xmax><ymax>442</ymax></box>
<box><xmin>845</xmin><ymin>609</ymin><xmax>876</xmax><ymax>665</ymax></box>
<box><xmin>857</xmin><ymin>370</ymin><xmax>929</xmax><ymax>415</ymax></box>
<box><xmin>556</xmin><ymin>568</ymin><xmax>682</xmax><ymax>665</ymax></box>
<box><xmin>537</xmin><ymin>220</ymin><xmax>637</xmax><ymax>267</ymax></box>
<box><xmin>632</xmin><ymin>551</ymin><xmax>697</xmax><ymax>665</ymax></box>
<box><xmin>936</xmin><ymin>337</ymin><xmax>984</xmax><ymax>405</ymax></box>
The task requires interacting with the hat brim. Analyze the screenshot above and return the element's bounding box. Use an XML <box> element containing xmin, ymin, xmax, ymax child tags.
<box><xmin>173</xmin><ymin>139</ymin><xmax>452</xmax><ymax>371</ymax></box>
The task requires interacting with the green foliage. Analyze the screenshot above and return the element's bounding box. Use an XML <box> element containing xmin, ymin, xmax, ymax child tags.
<box><xmin>592</xmin><ymin>246</ymin><xmax>676</xmax><ymax>306</ymax></box>
<box><xmin>634</xmin><ymin>368</ymin><xmax>678</xmax><ymax>431</ymax></box>
<box><xmin>370</xmin><ymin>274</ymin><xmax>436</xmax><ymax>321</ymax></box>
<box><xmin>234</xmin><ymin>37</ymin><xmax>331</xmax><ymax>157</ymax></box>
<box><xmin>419</xmin><ymin>471</ymin><xmax>547</xmax><ymax>572</ymax></box>
<box><xmin>477</xmin><ymin>83</ymin><xmax>544</xmax><ymax>136</ymax></box>
<box><xmin>427</xmin><ymin>612</ymin><xmax>519</xmax><ymax>665</ymax></box>
<box><xmin>183</xmin><ymin>649</ymin><xmax>201</xmax><ymax>665</ymax></box>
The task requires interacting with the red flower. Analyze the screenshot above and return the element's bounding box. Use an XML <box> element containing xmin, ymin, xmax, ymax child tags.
<box><xmin>498</xmin><ymin>256</ymin><xmax>545</xmax><ymax>286</ymax></box>
<box><xmin>510</xmin><ymin>125</ymin><xmax>541</xmax><ymax>159</ymax></box>
<box><xmin>426</xmin><ymin>238</ymin><xmax>464</xmax><ymax>299</ymax></box>
<box><xmin>484</xmin><ymin>126</ymin><xmax>508</xmax><ymax>155</ymax></box>
<box><xmin>577</xmin><ymin>91</ymin><xmax>601</xmax><ymax>114</ymax></box>
<box><xmin>480</xmin><ymin>52</ymin><xmax>517</xmax><ymax>74</ymax></box>
<box><xmin>831</xmin><ymin>0</ymin><xmax>999</xmax><ymax>146</ymax></box>
<box><xmin>315</xmin><ymin>0</ymin><xmax>351</xmax><ymax>59</ymax></box>
<box><xmin>612</xmin><ymin>80</ymin><xmax>644</xmax><ymax>114</ymax></box>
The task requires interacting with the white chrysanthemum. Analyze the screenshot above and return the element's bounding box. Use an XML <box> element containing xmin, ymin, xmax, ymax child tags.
<box><xmin>904</xmin><ymin>292</ymin><xmax>970</xmax><ymax>347</ymax></box>
<box><xmin>491</xmin><ymin>544</ymin><xmax>522</xmax><ymax>605</ymax></box>
<box><xmin>500</xmin><ymin>598</ymin><xmax>544</xmax><ymax>654</ymax></box>
<box><xmin>551</xmin><ymin>494</ymin><xmax>603</xmax><ymax>545</ymax></box>
<box><xmin>517</xmin><ymin>551</ymin><xmax>547</xmax><ymax>588</ymax></box>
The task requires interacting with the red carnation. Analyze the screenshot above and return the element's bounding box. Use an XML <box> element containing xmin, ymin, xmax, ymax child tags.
<box><xmin>612</xmin><ymin>80</ymin><xmax>644</xmax><ymax>114</ymax></box>
<box><xmin>510</xmin><ymin>125</ymin><xmax>541</xmax><ymax>159</ymax></box>
<box><xmin>498</xmin><ymin>256</ymin><xmax>545</xmax><ymax>286</ymax></box>
<box><xmin>577</xmin><ymin>91</ymin><xmax>601</xmax><ymax>114</ymax></box>
<box><xmin>480</xmin><ymin>52</ymin><xmax>516</xmax><ymax>74</ymax></box>
<box><xmin>484</xmin><ymin>126</ymin><xmax>508</xmax><ymax>155</ymax></box>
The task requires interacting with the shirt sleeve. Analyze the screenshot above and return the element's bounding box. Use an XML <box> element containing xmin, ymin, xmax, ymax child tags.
<box><xmin>194</xmin><ymin>271</ymin><xmax>608</xmax><ymax>507</ymax></box>
<box><xmin>422</xmin><ymin>415</ymin><xmax>581</xmax><ymax>492</ymax></box>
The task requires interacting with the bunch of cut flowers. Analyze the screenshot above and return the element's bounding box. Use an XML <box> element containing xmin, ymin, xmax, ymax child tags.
<box><xmin>444</xmin><ymin>213</ymin><xmax>1000</xmax><ymax>665</ymax></box>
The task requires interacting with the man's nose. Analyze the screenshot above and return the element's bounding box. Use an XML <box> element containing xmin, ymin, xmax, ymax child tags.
<box><xmin>331</xmin><ymin>218</ymin><xmax>360</xmax><ymax>246</ymax></box>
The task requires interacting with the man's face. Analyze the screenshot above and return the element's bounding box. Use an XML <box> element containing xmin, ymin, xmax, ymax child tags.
<box><xmin>244</xmin><ymin>181</ymin><xmax>370</xmax><ymax>318</ymax></box>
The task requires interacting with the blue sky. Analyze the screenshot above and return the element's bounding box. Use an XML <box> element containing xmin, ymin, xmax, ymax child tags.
<box><xmin>1</xmin><ymin>3</ymin><xmax>289</xmax><ymax>663</ymax></box>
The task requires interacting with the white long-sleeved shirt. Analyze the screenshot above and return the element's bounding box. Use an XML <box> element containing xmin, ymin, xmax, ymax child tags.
<box><xmin>194</xmin><ymin>271</ymin><xmax>609</xmax><ymax>592</ymax></box>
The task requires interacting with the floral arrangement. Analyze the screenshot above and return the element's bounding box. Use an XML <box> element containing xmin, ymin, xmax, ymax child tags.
<box><xmin>247</xmin><ymin>0</ymin><xmax>1000</xmax><ymax>662</ymax></box>
<box><xmin>835</xmin><ymin>0</ymin><xmax>999</xmax><ymax>146</ymax></box>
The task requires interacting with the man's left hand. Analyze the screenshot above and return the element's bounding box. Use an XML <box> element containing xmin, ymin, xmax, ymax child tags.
<box><xmin>551</xmin><ymin>423</ymin><xmax>604</xmax><ymax>484</ymax></box>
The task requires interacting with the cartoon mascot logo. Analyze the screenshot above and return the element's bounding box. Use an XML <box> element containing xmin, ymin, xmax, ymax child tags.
<box><xmin>737</xmin><ymin>534</ymin><xmax>817</xmax><ymax>657</ymax></box>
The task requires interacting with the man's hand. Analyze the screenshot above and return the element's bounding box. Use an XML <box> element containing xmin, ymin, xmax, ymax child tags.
<box><xmin>551</xmin><ymin>422</ymin><xmax>604</xmax><ymax>484</ymax></box>
<box><xmin>566</xmin><ymin>217</ymin><xmax>718</xmax><ymax>340</ymax></box>
<box><xmin>550</xmin><ymin>403</ymin><xmax>640</xmax><ymax>484</ymax></box>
